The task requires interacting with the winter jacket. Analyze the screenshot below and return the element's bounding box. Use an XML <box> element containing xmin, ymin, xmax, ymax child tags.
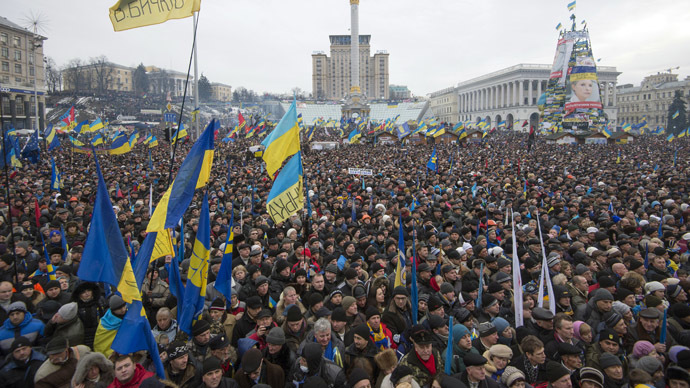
<box><xmin>72</xmin><ymin>282</ymin><xmax>106</xmax><ymax>349</ymax></box>
<box><xmin>34</xmin><ymin>345</ymin><xmax>91</xmax><ymax>388</ymax></box>
<box><xmin>398</xmin><ymin>348</ymin><xmax>443</xmax><ymax>388</ymax></box>
<box><xmin>0</xmin><ymin>348</ymin><xmax>46</xmax><ymax>388</ymax></box>
<box><xmin>152</xmin><ymin>319</ymin><xmax>178</xmax><ymax>343</ymax></box>
<box><xmin>0</xmin><ymin>311</ymin><xmax>45</xmax><ymax>354</ymax></box>
<box><xmin>285</xmin><ymin>356</ymin><xmax>347</xmax><ymax>388</ymax></box>
<box><xmin>108</xmin><ymin>363</ymin><xmax>156</xmax><ymax>388</ymax></box>
<box><xmin>234</xmin><ymin>358</ymin><xmax>285</xmax><ymax>388</ymax></box>
<box><xmin>44</xmin><ymin>315</ymin><xmax>85</xmax><ymax>347</ymax></box>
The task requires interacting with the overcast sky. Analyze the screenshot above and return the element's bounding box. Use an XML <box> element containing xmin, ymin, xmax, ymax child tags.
<box><xmin>5</xmin><ymin>0</ymin><xmax>690</xmax><ymax>97</ymax></box>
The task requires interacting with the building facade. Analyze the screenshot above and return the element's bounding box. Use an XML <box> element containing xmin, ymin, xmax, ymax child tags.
<box><xmin>430</xmin><ymin>63</ymin><xmax>620</xmax><ymax>130</ymax></box>
<box><xmin>0</xmin><ymin>16</ymin><xmax>47</xmax><ymax>130</ymax></box>
<box><xmin>211</xmin><ymin>82</ymin><xmax>232</xmax><ymax>102</ymax></box>
<box><xmin>63</xmin><ymin>61</ymin><xmax>135</xmax><ymax>93</ymax></box>
<box><xmin>312</xmin><ymin>35</ymin><xmax>389</xmax><ymax>101</ymax></box>
<box><xmin>616</xmin><ymin>71</ymin><xmax>690</xmax><ymax>130</ymax></box>
<box><xmin>389</xmin><ymin>84</ymin><xmax>411</xmax><ymax>100</ymax></box>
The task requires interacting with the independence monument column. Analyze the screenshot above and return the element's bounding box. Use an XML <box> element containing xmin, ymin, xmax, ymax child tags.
<box><xmin>343</xmin><ymin>0</ymin><xmax>370</xmax><ymax>119</ymax></box>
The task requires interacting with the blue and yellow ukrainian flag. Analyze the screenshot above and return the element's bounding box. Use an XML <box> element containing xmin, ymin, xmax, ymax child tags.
<box><xmin>394</xmin><ymin>215</ymin><xmax>406</xmax><ymax>288</ymax></box>
<box><xmin>132</xmin><ymin>230</ymin><xmax>175</xmax><ymax>289</ymax></box>
<box><xmin>149</xmin><ymin>136</ymin><xmax>158</xmax><ymax>148</ymax></box>
<box><xmin>109</xmin><ymin>133</ymin><xmax>132</xmax><ymax>155</ymax></box>
<box><xmin>677</xmin><ymin>128</ymin><xmax>688</xmax><ymax>139</ymax></box>
<box><xmin>214</xmin><ymin>207</ymin><xmax>234</xmax><ymax>301</ymax></box>
<box><xmin>128</xmin><ymin>131</ymin><xmax>140</xmax><ymax>147</ymax></box>
<box><xmin>426</xmin><ymin>147</ymin><xmax>438</xmax><ymax>171</ymax></box>
<box><xmin>266</xmin><ymin>151</ymin><xmax>304</xmax><ymax>225</ymax></box>
<box><xmin>44</xmin><ymin>124</ymin><xmax>60</xmax><ymax>151</ymax></box>
<box><xmin>567</xmin><ymin>1</ymin><xmax>576</xmax><ymax>11</ymax></box>
<box><xmin>89</xmin><ymin>118</ymin><xmax>104</xmax><ymax>132</ymax></box>
<box><xmin>147</xmin><ymin>119</ymin><xmax>215</xmax><ymax>232</ymax></box>
<box><xmin>111</xmin><ymin>300</ymin><xmax>166</xmax><ymax>378</ymax></box>
<box><xmin>622</xmin><ymin>122</ymin><xmax>631</xmax><ymax>132</ymax></box>
<box><xmin>73</xmin><ymin>120</ymin><xmax>89</xmax><ymax>134</ymax></box>
<box><xmin>69</xmin><ymin>136</ymin><xmax>85</xmax><ymax>147</ymax></box>
<box><xmin>556</xmin><ymin>22</ymin><xmax>563</xmax><ymax>30</ymax></box>
<box><xmin>91</xmin><ymin>133</ymin><xmax>104</xmax><ymax>146</ymax></box>
<box><xmin>172</xmin><ymin>124</ymin><xmax>188</xmax><ymax>144</ymax></box>
<box><xmin>602</xmin><ymin>126</ymin><xmax>612</xmax><ymax>138</ymax></box>
<box><xmin>50</xmin><ymin>157</ymin><xmax>63</xmax><ymax>190</ymax></box>
<box><xmin>178</xmin><ymin>192</ymin><xmax>211</xmax><ymax>336</ymax></box>
<box><xmin>261</xmin><ymin>100</ymin><xmax>300</xmax><ymax>179</ymax></box>
<box><xmin>76</xmin><ymin>151</ymin><xmax>139</xmax><ymax>303</ymax></box>
<box><xmin>672</xmin><ymin>110</ymin><xmax>680</xmax><ymax>119</ymax></box>
<box><xmin>667</xmin><ymin>133</ymin><xmax>675</xmax><ymax>142</ymax></box>
<box><xmin>348</xmin><ymin>128</ymin><xmax>361</xmax><ymax>144</ymax></box>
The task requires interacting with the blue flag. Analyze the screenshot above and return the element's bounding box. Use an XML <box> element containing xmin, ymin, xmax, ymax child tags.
<box><xmin>426</xmin><ymin>147</ymin><xmax>437</xmax><ymax>171</ymax></box>
<box><xmin>111</xmin><ymin>300</ymin><xmax>166</xmax><ymax>378</ymax></box>
<box><xmin>178</xmin><ymin>192</ymin><xmax>211</xmax><ymax>336</ymax></box>
<box><xmin>77</xmin><ymin>152</ymin><xmax>140</xmax><ymax>304</ymax></box>
<box><xmin>445</xmin><ymin>316</ymin><xmax>454</xmax><ymax>374</ymax></box>
<box><xmin>21</xmin><ymin>128</ymin><xmax>40</xmax><ymax>163</ymax></box>
<box><xmin>411</xmin><ymin>231</ymin><xmax>418</xmax><ymax>325</ymax></box>
<box><xmin>214</xmin><ymin>207</ymin><xmax>234</xmax><ymax>301</ymax></box>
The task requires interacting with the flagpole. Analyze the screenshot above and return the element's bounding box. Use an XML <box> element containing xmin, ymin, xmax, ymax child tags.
<box><xmin>168</xmin><ymin>9</ymin><xmax>200</xmax><ymax>186</ymax></box>
<box><xmin>192</xmin><ymin>11</ymin><xmax>200</xmax><ymax>140</ymax></box>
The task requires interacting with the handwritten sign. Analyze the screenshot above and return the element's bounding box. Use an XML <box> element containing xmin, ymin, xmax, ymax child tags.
<box><xmin>348</xmin><ymin>168</ymin><xmax>373</xmax><ymax>176</ymax></box>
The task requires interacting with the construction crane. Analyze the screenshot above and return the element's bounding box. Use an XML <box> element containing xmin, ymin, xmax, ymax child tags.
<box><xmin>663</xmin><ymin>66</ymin><xmax>680</xmax><ymax>74</ymax></box>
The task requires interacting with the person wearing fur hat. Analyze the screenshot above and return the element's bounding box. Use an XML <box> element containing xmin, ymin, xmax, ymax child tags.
<box><xmin>70</xmin><ymin>351</ymin><xmax>114</xmax><ymax>388</ymax></box>
<box><xmin>375</xmin><ymin>349</ymin><xmax>410</xmax><ymax>388</ymax></box>
<box><xmin>483</xmin><ymin>344</ymin><xmax>513</xmax><ymax>382</ymax></box>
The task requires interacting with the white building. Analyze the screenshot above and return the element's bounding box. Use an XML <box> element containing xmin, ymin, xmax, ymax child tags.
<box><xmin>430</xmin><ymin>63</ymin><xmax>620</xmax><ymax>131</ymax></box>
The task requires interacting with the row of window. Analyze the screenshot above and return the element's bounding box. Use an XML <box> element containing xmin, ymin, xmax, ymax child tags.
<box><xmin>618</xmin><ymin>90</ymin><xmax>690</xmax><ymax>102</ymax></box>
<box><xmin>0</xmin><ymin>33</ymin><xmax>21</xmax><ymax>47</ymax></box>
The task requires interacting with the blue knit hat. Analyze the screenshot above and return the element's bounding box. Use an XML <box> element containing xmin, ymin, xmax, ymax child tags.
<box><xmin>453</xmin><ymin>323</ymin><xmax>470</xmax><ymax>340</ymax></box>
<box><xmin>492</xmin><ymin>317</ymin><xmax>510</xmax><ymax>336</ymax></box>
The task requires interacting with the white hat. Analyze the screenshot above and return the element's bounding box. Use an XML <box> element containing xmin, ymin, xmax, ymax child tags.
<box><xmin>644</xmin><ymin>281</ymin><xmax>665</xmax><ymax>294</ymax></box>
<box><xmin>639</xmin><ymin>220</ymin><xmax>649</xmax><ymax>227</ymax></box>
<box><xmin>456</xmin><ymin>247</ymin><xmax>466</xmax><ymax>256</ymax></box>
<box><xmin>463</xmin><ymin>242</ymin><xmax>473</xmax><ymax>251</ymax></box>
<box><xmin>682</xmin><ymin>233</ymin><xmax>690</xmax><ymax>241</ymax></box>
<box><xmin>586</xmin><ymin>227</ymin><xmax>599</xmax><ymax>234</ymax></box>
<box><xmin>586</xmin><ymin>247</ymin><xmax>599</xmax><ymax>256</ymax></box>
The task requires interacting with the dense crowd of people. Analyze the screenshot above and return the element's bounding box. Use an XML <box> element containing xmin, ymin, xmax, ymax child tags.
<box><xmin>0</xmin><ymin>127</ymin><xmax>688</xmax><ymax>388</ymax></box>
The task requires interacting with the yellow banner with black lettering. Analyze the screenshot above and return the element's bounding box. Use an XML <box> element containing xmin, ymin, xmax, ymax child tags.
<box><xmin>109</xmin><ymin>0</ymin><xmax>201</xmax><ymax>32</ymax></box>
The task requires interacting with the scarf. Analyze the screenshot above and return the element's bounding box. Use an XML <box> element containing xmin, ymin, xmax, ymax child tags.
<box><xmin>415</xmin><ymin>350</ymin><xmax>436</xmax><ymax>375</ymax></box>
<box><xmin>524</xmin><ymin>358</ymin><xmax>539</xmax><ymax>384</ymax></box>
<box><xmin>369</xmin><ymin>323</ymin><xmax>390</xmax><ymax>351</ymax></box>
<box><xmin>321</xmin><ymin>340</ymin><xmax>342</xmax><ymax>367</ymax></box>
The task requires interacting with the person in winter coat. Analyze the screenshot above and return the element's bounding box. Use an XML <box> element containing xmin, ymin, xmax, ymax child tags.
<box><xmin>198</xmin><ymin>356</ymin><xmax>239</xmax><ymax>388</ymax></box>
<box><xmin>94</xmin><ymin>296</ymin><xmax>127</xmax><ymax>358</ymax></box>
<box><xmin>43</xmin><ymin>302</ymin><xmax>85</xmax><ymax>347</ymax></box>
<box><xmin>71</xmin><ymin>352</ymin><xmax>114</xmax><ymax>388</ymax></box>
<box><xmin>0</xmin><ymin>301</ymin><xmax>44</xmax><ymax>354</ymax></box>
<box><xmin>0</xmin><ymin>336</ymin><xmax>47</xmax><ymax>388</ymax></box>
<box><xmin>483</xmin><ymin>344</ymin><xmax>513</xmax><ymax>383</ymax></box>
<box><xmin>234</xmin><ymin>348</ymin><xmax>284</xmax><ymax>388</ymax></box>
<box><xmin>151</xmin><ymin>307</ymin><xmax>178</xmax><ymax>343</ymax></box>
<box><xmin>142</xmin><ymin>267</ymin><xmax>170</xmax><ymax>326</ymax></box>
<box><xmin>72</xmin><ymin>281</ymin><xmax>106</xmax><ymax>349</ymax></box>
<box><xmin>450</xmin><ymin>323</ymin><xmax>481</xmax><ymax>375</ymax></box>
<box><xmin>108</xmin><ymin>353</ymin><xmax>159</xmax><ymax>388</ymax></box>
<box><xmin>285</xmin><ymin>342</ymin><xmax>347</xmax><ymax>388</ymax></box>
<box><xmin>398</xmin><ymin>325</ymin><xmax>443</xmax><ymax>388</ymax></box>
<box><xmin>453</xmin><ymin>353</ymin><xmax>501</xmax><ymax>388</ymax></box>
<box><xmin>343</xmin><ymin>324</ymin><xmax>379</xmax><ymax>378</ymax></box>
<box><xmin>262</xmin><ymin>327</ymin><xmax>296</xmax><ymax>380</ymax></box>
<box><xmin>34</xmin><ymin>337</ymin><xmax>91</xmax><ymax>388</ymax></box>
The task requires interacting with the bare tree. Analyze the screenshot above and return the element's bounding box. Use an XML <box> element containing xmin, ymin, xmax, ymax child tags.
<box><xmin>62</xmin><ymin>58</ymin><xmax>85</xmax><ymax>94</ymax></box>
<box><xmin>44</xmin><ymin>56</ymin><xmax>61</xmax><ymax>93</ymax></box>
<box><xmin>90</xmin><ymin>55</ymin><xmax>114</xmax><ymax>95</ymax></box>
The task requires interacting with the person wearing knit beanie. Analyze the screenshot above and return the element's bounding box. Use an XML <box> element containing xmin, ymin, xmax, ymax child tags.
<box><xmin>636</xmin><ymin>356</ymin><xmax>663</xmax><ymax>378</ymax></box>
<box><xmin>501</xmin><ymin>366</ymin><xmax>526</xmax><ymax>388</ymax></box>
<box><xmin>669</xmin><ymin>345</ymin><xmax>690</xmax><ymax>364</ymax></box>
<box><xmin>545</xmin><ymin>361</ymin><xmax>570</xmax><ymax>385</ymax></box>
<box><xmin>633</xmin><ymin>340</ymin><xmax>656</xmax><ymax>359</ymax></box>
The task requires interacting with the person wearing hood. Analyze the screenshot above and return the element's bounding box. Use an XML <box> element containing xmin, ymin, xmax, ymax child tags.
<box><xmin>343</xmin><ymin>324</ymin><xmax>378</xmax><ymax>378</ymax></box>
<box><xmin>450</xmin><ymin>323</ymin><xmax>481</xmax><ymax>375</ymax></box>
<box><xmin>286</xmin><ymin>342</ymin><xmax>347</xmax><ymax>388</ymax></box>
<box><xmin>235</xmin><ymin>348</ymin><xmax>284</xmax><ymax>388</ymax></box>
<box><xmin>93</xmin><ymin>295</ymin><xmax>127</xmax><ymax>358</ymax></box>
<box><xmin>0</xmin><ymin>301</ymin><xmax>44</xmax><ymax>354</ymax></box>
<box><xmin>70</xmin><ymin>351</ymin><xmax>114</xmax><ymax>388</ymax></box>
<box><xmin>43</xmin><ymin>302</ymin><xmax>84</xmax><ymax>347</ymax></box>
<box><xmin>72</xmin><ymin>281</ymin><xmax>106</xmax><ymax>349</ymax></box>
<box><xmin>0</xmin><ymin>336</ymin><xmax>47</xmax><ymax>388</ymax></box>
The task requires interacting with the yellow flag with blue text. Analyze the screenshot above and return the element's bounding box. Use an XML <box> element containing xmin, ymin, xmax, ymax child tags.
<box><xmin>109</xmin><ymin>0</ymin><xmax>201</xmax><ymax>32</ymax></box>
<box><xmin>266</xmin><ymin>152</ymin><xmax>304</xmax><ymax>225</ymax></box>
<box><xmin>178</xmin><ymin>191</ymin><xmax>210</xmax><ymax>336</ymax></box>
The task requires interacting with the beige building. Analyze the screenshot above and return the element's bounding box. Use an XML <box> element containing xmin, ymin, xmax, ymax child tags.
<box><xmin>63</xmin><ymin>61</ymin><xmax>134</xmax><ymax>93</ymax></box>
<box><xmin>429</xmin><ymin>87</ymin><xmax>458</xmax><ymax>124</ymax></box>
<box><xmin>312</xmin><ymin>35</ymin><xmax>389</xmax><ymax>101</ymax></box>
<box><xmin>0</xmin><ymin>16</ymin><xmax>47</xmax><ymax>130</ymax></box>
<box><xmin>616</xmin><ymin>71</ymin><xmax>690</xmax><ymax>129</ymax></box>
<box><xmin>146</xmin><ymin>65</ymin><xmax>194</xmax><ymax>98</ymax></box>
<box><xmin>211</xmin><ymin>82</ymin><xmax>232</xmax><ymax>102</ymax></box>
